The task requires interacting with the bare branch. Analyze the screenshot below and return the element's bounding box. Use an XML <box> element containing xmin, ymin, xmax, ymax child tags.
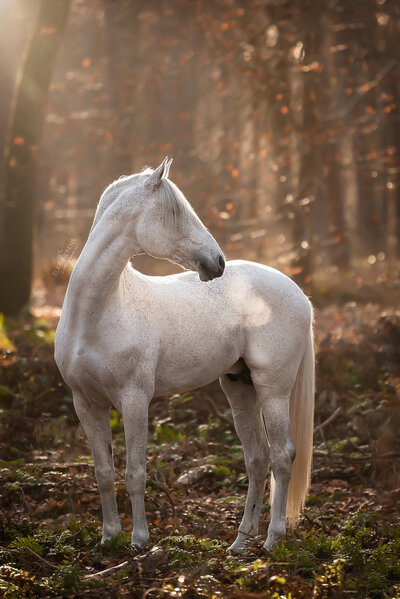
<box><xmin>21</xmin><ymin>547</ymin><xmax>59</xmax><ymax>571</ymax></box>
<box><xmin>204</xmin><ymin>396</ymin><xmax>235</xmax><ymax>429</ymax></box>
<box><xmin>84</xmin><ymin>561</ymin><xmax>129</xmax><ymax>579</ymax></box>
<box><xmin>313</xmin><ymin>407</ymin><xmax>341</xmax><ymax>437</ymax></box>
<box><xmin>323</xmin><ymin>59</ymin><xmax>397</xmax><ymax>122</ymax></box>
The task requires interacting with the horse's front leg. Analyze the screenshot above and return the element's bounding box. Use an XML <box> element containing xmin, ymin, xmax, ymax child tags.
<box><xmin>121</xmin><ymin>390</ymin><xmax>150</xmax><ymax>549</ymax></box>
<box><xmin>73</xmin><ymin>393</ymin><xmax>121</xmax><ymax>542</ymax></box>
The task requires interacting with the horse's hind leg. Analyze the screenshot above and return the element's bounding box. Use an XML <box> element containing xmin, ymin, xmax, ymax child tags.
<box><xmin>73</xmin><ymin>393</ymin><xmax>121</xmax><ymax>542</ymax></box>
<box><xmin>251</xmin><ymin>376</ymin><xmax>295</xmax><ymax>550</ymax></box>
<box><xmin>219</xmin><ymin>375</ymin><xmax>269</xmax><ymax>554</ymax></box>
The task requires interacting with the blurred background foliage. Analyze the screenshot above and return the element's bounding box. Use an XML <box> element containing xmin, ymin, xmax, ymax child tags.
<box><xmin>0</xmin><ymin>0</ymin><xmax>399</xmax><ymax>314</ymax></box>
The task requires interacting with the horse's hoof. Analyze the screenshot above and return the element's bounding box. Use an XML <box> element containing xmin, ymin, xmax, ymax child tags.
<box><xmin>263</xmin><ymin>532</ymin><xmax>285</xmax><ymax>551</ymax></box>
<box><xmin>131</xmin><ymin>531</ymin><xmax>149</xmax><ymax>550</ymax></box>
<box><xmin>101</xmin><ymin>523</ymin><xmax>122</xmax><ymax>544</ymax></box>
<box><xmin>263</xmin><ymin>540</ymin><xmax>273</xmax><ymax>551</ymax></box>
<box><xmin>227</xmin><ymin>541</ymin><xmax>246</xmax><ymax>554</ymax></box>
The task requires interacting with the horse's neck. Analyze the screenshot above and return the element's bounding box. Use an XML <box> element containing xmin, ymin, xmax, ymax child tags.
<box><xmin>65</xmin><ymin>221</ymin><xmax>138</xmax><ymax>334</ymax></box>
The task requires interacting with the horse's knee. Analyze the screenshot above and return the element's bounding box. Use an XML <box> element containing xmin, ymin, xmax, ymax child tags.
<box><xmin>125</xmin><ymin>466</ymin><xmax>146</xmax><ymax>496</ymax></box>
<box><xmin>247</xmin><ymin>452</ymin><xmax>268</xmax><ymax>470</ymax></box>
<box><xmin>95</xmin><ymin>464</ymin><xmax>114</xmax><ymax>491</ymax></box>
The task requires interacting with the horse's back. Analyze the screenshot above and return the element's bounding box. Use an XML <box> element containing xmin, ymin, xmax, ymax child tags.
<box><xmin>142</xmin><ymin>259</ymin><xmax>311</xmax><ymax>332</ymax></box>
<box><xmin>219</xmin><ymin>260</ymin><xmax>311</xmax><ymax>321</ymax></box>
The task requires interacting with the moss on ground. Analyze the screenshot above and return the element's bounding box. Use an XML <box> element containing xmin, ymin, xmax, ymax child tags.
<box><xmin>0</xmin><ymin>310</ymin><xmax>399</xmax><ymax>597</ymax></box>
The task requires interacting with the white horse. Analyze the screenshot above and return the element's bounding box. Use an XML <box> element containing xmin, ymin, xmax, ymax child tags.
<box><xmin>54</xmin><ymin>158</ymin><xmax>315</xmax><ymax>553</ymax></box>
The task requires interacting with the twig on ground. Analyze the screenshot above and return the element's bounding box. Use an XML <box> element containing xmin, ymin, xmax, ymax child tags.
<box><xmin>348</xmin><ymin>438</ymin><xmax>369</xmax><ymax>454</ymax></box>
<box><xmin>314</xmin><ymin>450</ymin><xmax>400</xmax><ymax>460</ymax></box>
<box><xmin>318</xmin><ymin>424</ymin><xmax>331</xmax><ymax>456</ymax></box>
<box><xmin>303</xmin><ymin>512</ymin><xmax>329</xmax><ymax>534</ymax></box>
<box><xmin>143</xmin><ymin>587</ymin><xmax>164</xmax><ymax>599</ymax></box>
<box><xmin>25</xmin><ymin>461</ymin><xmax>91</xmax><ymax>471</ymax></box>
<box><xmin>84</xmin><ymin>560</ymin><xmax>129</xmax><ymax>579</ymax></box>
<box><xmin>154</xmin><ymin>470</ymin><xmax>175</xmax><ymax>517</ymax></box>
<box><xmin>313</xmin><ymin>407</ymin><xmax>341</xmax><ymax>437</ymax></box>
<box><xmin>204</xmin><ymin>396</ymin><xmax>234</xmax><ymax>428</ymax></box>
<box><xmin>22</xmin><ymin>547</ymin><xmax>59</xmax><ymax>571</ymax></box>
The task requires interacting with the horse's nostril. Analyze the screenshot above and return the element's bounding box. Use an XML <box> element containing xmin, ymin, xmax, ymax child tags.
<box><xmin>196</xmin><ymin>252</ymin><xmax>224</xmax><ymax>280</ymax></box>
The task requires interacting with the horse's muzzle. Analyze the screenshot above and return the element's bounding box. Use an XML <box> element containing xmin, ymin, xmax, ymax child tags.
<box><xmin>197</xmin><ymin>253</ymin><xmax>225</xmax><ymax>282</ymax></box>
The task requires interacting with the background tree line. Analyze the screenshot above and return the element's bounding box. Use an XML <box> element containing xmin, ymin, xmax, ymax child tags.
<box><xmin>0</xmin><ymin>0</ymin><xmax>399</xmax><ymax>314</ymax></box>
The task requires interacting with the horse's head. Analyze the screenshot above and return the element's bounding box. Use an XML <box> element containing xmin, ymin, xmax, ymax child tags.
<box><xmin>134</xmin><ymin>158</ymin><xmax>225</xmax><ymax>282</ymax></box>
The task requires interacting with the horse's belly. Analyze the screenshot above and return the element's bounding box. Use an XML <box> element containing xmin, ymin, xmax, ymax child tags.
<box><xmin>153</xmin><ymin>332</ymin><xmax>241</xmax><ymax>397</ymax></box>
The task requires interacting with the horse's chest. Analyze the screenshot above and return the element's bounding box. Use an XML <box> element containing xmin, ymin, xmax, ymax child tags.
<box><xmin>64</xmin><ymin>330</ymin><xmax>148</xmax><ymax>394</ymax></box>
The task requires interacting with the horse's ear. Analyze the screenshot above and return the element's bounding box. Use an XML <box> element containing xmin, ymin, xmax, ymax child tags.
<box><xmin>145</xmin><ymin>157</ymin><xmax>169</xmax><ymax>189</ymax></box>
<box><xmin>164</xmin><ymin>157</ymin><xmax>173</xmax><ymax>178</ymax></box>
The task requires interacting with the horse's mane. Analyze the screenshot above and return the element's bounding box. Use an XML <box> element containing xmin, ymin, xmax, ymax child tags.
<box><xmin>90</xmin><ymin>167</ymin><xmax>195</xmax><ymax>235</ymax></box>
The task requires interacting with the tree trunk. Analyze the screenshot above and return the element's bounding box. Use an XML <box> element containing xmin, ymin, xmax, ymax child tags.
<box><xmin>319</xmin><ymin>9</ymin><xmax>351</xmax><ymax>269</ymax></box>
<box><xmin>0</xmin><ymin>0</ymin><xmax>70</xmax><ymax>315</ymax></box>
<box><xmin>289</xmin><ymin>21</ymin><xmax>320</xmax><ymax>287</ymax></box>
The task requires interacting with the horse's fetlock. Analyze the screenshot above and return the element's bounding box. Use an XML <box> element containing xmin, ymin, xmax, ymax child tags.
<box><xmin>131</xmin><ymin>526</ymin><xmax>149</xmax><ymax>548</ymax></box>
<box><xmin>102</xmin><ymin>521</ymin><xmax>121</xmax><ymax>542</ymax></box>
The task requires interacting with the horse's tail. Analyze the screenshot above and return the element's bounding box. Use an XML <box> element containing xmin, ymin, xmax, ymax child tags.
<box><xmin>271</xmin><ymin>315</ymin><xmax>315</xmax><ymax>528</ymax></box>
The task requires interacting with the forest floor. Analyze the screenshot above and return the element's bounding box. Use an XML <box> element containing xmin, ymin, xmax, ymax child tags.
<box><xmin>0</xmin><ymin>276</ymin><xmax>399</xmax><ymax>598</ymax></box>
